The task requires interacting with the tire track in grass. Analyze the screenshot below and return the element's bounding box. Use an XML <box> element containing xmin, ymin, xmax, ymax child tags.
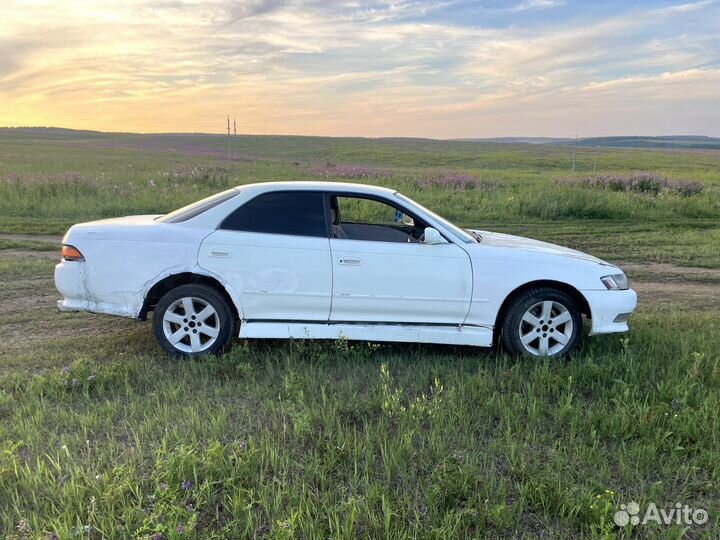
<box><xmin>0</xmin><ymin>232</ymin><xmax>62</xmax><ymax>244</ymax></box>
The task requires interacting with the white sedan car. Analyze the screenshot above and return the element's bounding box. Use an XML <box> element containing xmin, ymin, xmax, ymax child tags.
<box><xmin>56</xmin><ymin>181</ymin><xmax>636</xmax><ymax>358</ymax></box>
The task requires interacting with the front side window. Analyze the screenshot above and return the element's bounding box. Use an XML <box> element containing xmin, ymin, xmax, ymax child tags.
<box><xmin>331</xmin><ymin>195</ymin><xmax>427</xmax><ymax>243</ymax></box>
<box><xmin>395</xmin><ymin>192</ymin><xmax>477</xmax><ymax>244</ymax></box>
<box><xmin>219</xmin><ymin>191</ymin><xmax>327</xmax><ymax>237</ymax></box>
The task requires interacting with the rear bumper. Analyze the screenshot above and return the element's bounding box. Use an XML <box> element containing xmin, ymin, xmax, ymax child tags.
<box><xmin>55</xmin><ymin>261</ymin><xmax>137</xmax><ymax>318</ymax></box>
<box><xmin>57</xmin><ymin>299</ymin><xmax>80</xmax><ymax>312</ymax></box>
<box><xmin>56</xmin><ymin>298</ymin><xmax>133</xmax><ymax>317</ymax></box>
<box><xmin>55</xmin><ymin>260</ymin><xmax>87</xmax><ymax>304</ymax></box>
<box><xmin>583</xmin><ymin>288</ymin><xmax>638</xmax><ymax>335</ymax></box>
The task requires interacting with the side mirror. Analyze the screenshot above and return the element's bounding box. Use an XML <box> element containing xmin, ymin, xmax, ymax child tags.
<box><xmin>424</xmin><ymin>227</ymin><xmax>447</xmax><ymax>245</ymax></box>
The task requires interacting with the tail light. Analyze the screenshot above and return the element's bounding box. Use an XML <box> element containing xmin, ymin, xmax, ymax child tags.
<box><xmin>61</xmin><ymin>245</ymin><xmax>85</xmax><ymax>262</ymax></box>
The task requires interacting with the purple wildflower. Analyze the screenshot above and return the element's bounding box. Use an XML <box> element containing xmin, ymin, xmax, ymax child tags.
<box><xmin>159</xmin><ymin>482</ymin><xmax>168</xmax><ymax>491</ymax></box>
<box><xmin>61</xmin><ymin>366</ymin><xmax>71</xmax><ymax>376</ymax></box>
<box><xmin>181</xmin><ymin>479</ymin><xmax>192</xmax><ymax>491</ymax></box>
<box><xmin>565</xmin><ymin>173</ymin><xmax>703</xmax><ymax>197</ymax></box>
<box><xmin>306</xmin><ymin>165</ymin><xmax>392</xmax><ymax>179</ymax></box>
<box><xmin>176</xmin><ymin>523</ymin><xmax>185</xmax><ymax>534</ymax></box>
<box><xmin>420</xmin><ymin>172</ymin><xmax>480</xmax><ymax>191</ymax></box>
<box><xmin>151</xmin><ymin>534</ymin><xmax>162</xmax><ymax>540</ymax></box>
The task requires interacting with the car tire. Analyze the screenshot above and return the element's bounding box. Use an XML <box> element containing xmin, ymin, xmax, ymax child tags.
<box><xmin>153</xmin><ymin>284</ymin><xmax>235</xmax><ymax>357</ymax></box>
<box><xmin>500</xmin><ymin>287</ymin><xmax>582</xmax><ymax>358</ymax></box>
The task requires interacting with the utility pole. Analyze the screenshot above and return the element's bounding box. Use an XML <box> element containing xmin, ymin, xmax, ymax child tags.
<box><xmin>226</xmin><ymin>115</ymin><xmax>231</xmax><ymax>160</ymax></box>
<box><xmin>233</xmin><ymin>118</ymin><xmax>237</xmax><ymax>161</ymax></box>
<box><xmin>593</xmin><ymin>146</ymin><xmax>598</xmax><ymax>173</ymax></box>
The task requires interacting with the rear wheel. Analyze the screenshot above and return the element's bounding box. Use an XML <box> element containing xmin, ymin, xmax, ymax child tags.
<box><xmin>501</xmin><ymin>287</ymin><xmax>582</xmax><ymax>358</ymax></box>
<box><xmin>153</xmin><ymin>284</ymin><xmax>235</xmax><ymax>357</ymax></box>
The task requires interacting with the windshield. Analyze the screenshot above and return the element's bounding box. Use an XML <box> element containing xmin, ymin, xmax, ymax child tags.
<box><xmin>394</xmin><ymin>193</ymin><xmax>477</xmax><ymax>244</ymax></box>
<box><xmin>156</xmin><ymin>188</ymin><xmax>239</xmax><ymax>223</ymax></box>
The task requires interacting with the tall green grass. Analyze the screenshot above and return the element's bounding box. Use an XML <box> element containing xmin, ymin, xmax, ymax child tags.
<box><xmin>1</xmin><ymin>163</ymin><xmax>718</xmax><ymax>224</ymax></box>
<box><xmin>1</xmin><ymin>133</ymin><xmax>719</xmax><ymax>227</ymax></box>
<box><xmin>2</xmin><ymin>312</ymin><xmax>719</xmax><ymax>539</ymax></box>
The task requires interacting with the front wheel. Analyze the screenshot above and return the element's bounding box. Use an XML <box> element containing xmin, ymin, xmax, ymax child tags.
<box><xmin>500</xmin><ymin>287</ymin><xmax>582</xmax><ymax>358</ymax></box>
<box><xmin>153</xmin><ymin>284</ymin><xmax>235</xmax><ymax>357</ymax></box>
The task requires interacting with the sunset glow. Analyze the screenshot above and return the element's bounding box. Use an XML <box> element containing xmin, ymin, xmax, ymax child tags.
<box><xmin>1</xmin><ymin>0</ymin><xmax>719</xmax><ymax>137</ymax></box>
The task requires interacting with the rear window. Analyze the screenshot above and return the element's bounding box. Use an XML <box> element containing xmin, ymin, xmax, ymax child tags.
<box><xmin>157</xmin><ymin>189</ymin><xmax>239</xmax><ymax>223</ymax></box>
<box><xmin>219</xmin><ymin>191</ymin><xmax>327</xmax><ymax>237</ymax></box>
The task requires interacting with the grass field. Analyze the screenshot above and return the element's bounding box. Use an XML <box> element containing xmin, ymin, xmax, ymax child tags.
<box><xmin>1</xmin><ymin>129</ymin><xmax>719</xmax><ymax>539</ymax></box>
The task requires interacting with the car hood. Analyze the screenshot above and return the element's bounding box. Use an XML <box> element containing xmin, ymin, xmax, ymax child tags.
<box><xmin>470</xmin><ymin>229</ymin><xmax>610</xmax><ymax>265</ymax></box>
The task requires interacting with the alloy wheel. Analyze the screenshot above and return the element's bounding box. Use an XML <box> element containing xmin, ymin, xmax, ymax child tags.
<box><xmin>518</xmin><ymin>300</ymin><xmax>574</xmax><ymax>356</ymax></box>
<box><xmin>162</xmin><ymin>296</ymin><xmax>220</xmax><ymax>353</ymax></box>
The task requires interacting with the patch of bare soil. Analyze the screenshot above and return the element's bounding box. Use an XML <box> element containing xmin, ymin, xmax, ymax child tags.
<box><xmin>2</xmin><ymin>313</ymin><xmax>140</xmax><ymax>351</ymax></box>
<box><xmin>2</xmin><ymin>249</ymin><xmax>59</xmax><ymax>260</ymax></box>
<box><xmin>633</xmin><ymin>281</ymin><xmax>719</xmax><ymax>310</ymax></box>
<box><xmin>0</xmin><ymin>249</ymin><xmax>139</xmax><ymax>354</ymax></box>
<box><xmin>1</xmin><ymin>280</ymin><xmax>57</xmax><ymax>314</ymax></box>
<box><xmin>616</xmin><ymin>261</ymin><xmax>720</xmax><ymax>310</ymax></box>
<box><xmin>0</xmin><ymin>233</ymin><xmax>62</xmax><ymax>244</ymax></box>
<box><xmin>621</xmin><ymin>262</ymin><xmax>720</xmax><ymax>279</ymax></box>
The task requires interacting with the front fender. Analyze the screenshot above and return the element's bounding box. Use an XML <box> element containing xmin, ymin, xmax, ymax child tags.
<box><xmin>464</xmin><ymin>257</ymin><xmax>607</xmax><ymax>328</ymax></box>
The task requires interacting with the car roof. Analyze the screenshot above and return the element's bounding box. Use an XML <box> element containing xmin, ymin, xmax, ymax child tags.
<box><xmin>235</xmin><ymin>181</ymin><xmax>397</xmax><ymax>197</ymax></box>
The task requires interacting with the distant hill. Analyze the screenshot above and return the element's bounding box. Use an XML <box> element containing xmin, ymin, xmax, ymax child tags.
<box><xmin>0</xmin><ymin>126</ymin><xmax>115</xmax><ymax>140</ymax></box>
<box><xmin>2</xmin><ymin>127</ymin><xmax>719</xmax><ymax>154</ymax></box>
<box><xmin>453</xmin><ymin>137</ymin><xmax>574</xmax><ymax>145</ymax></box>
<box><xmin>3</xmin><ymin>127</ymin><xmax>720</xmax><ymax>173</ymax></box>
<box><xmin>455</xmin><ymin>135</ymin><xmax>720</xmax><ymax>150</ymax></box>
<box><xmin>554</xmin><ymin>136</ymin><xmax>720</xmax><ymax>150</ymax></box>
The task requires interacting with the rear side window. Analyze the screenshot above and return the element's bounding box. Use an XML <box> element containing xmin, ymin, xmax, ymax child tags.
<box><xmin>158</xmin><ymin>188</ymin><xmax>239</xmax><ymax>223</ymax></box>
<box><xmin>219</xmin><ymin>191</ymin><xmax>327</xmax><ymax>237</ymax></box>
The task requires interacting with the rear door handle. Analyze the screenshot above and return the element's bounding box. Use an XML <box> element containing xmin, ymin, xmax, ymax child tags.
<box><xmin>339</xmin><ymin>256</ymin><xmax>361</xmax><ymax>265</ymax></box>
<box><xmin>210</xmin><ymin>249</ymin><xmax>231</xmax><ymax>258</ymax></box>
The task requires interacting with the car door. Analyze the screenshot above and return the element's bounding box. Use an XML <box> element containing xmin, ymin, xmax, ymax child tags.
<box><xmin>198</xmin><ymin>190</ymin><xmax>332</xmax><ymax>322</ymax></box>
<box><xmin>328</xmin><ymin>193</ymin><xmax>473</xmax><ymax>325</ymax></box>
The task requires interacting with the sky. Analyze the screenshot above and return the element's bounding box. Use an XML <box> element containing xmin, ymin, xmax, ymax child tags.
<box><xmin>1</xmin><ymin>0</ymin><xmax>719</xmax><ymax>138</ymax></box>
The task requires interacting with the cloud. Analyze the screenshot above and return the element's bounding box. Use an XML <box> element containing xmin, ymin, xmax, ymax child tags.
<box><xmin>225</xmin><ymin>0</ymin><xmax>286</xmax><ymax>23</ymax></box>
<box><xmin>511</xmin><ymin>0</ymin><xmax>565</xmax><ymax>12</ymax></box>
<box><xmin>655</xmin><ymin>0</ymin><xmax>714</xmax><ymax>14</ymax></box>
<box><xmin>0</xmin><ymin>0</ymin><xmax>718</xmax><ymax>136</ymax></box>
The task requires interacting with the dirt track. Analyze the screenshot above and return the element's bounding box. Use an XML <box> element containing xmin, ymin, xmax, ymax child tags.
<box><xmin>1</xmin><ymin>235</ymin><xmax>717</xmax><ymax>358</ymax></box>
<box><xmin>0</xmin><ymin>233</ymin><xmax>63</xmax><ymax>244</ymax></box>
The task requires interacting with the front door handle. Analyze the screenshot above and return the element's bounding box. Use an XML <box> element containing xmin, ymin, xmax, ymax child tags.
<box><xmin>339</xmin><ymin>256</ymin><xmax>361</xmax><ymax>266</ymax></box>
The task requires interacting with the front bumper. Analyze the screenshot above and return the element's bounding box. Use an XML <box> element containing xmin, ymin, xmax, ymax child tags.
<box><xmin>583</xmin><ymin>288</ymin><xmax>638</xmax><ymax>335</ymax></box>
